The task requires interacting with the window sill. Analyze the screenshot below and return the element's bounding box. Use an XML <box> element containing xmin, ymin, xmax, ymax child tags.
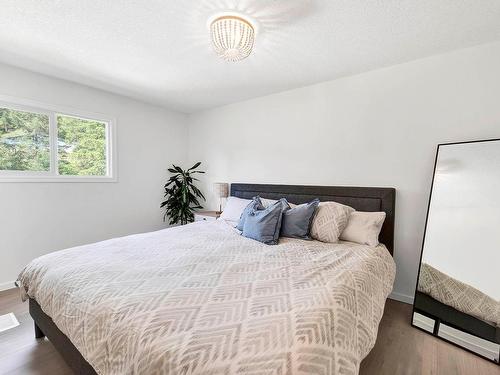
<box><xmin>0</xmin><ymin>175</ymin><xmax>117</xmax><ymax>183</ymax></box>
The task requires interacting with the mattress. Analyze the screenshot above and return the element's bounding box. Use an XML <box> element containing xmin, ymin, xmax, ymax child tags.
<box><xmin>18</xmin><ymin>220</ymin><xmax>395</xmax><ymax>375</ymax></box>
<box><xmin>417</xmin><ymin>263</ymin><xmax>499</xmax><ymax>327</ymax></box>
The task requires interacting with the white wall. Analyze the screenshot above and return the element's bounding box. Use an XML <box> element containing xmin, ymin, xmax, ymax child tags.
<box><xmin>0</xmin><ymin>63</ymin><xmax>187</xmax><ymax>289</ymax></box>
<box><xmin>187</xmin><ymin>41</ymin><xmax>500</xmax><ymax>303</ymax></box>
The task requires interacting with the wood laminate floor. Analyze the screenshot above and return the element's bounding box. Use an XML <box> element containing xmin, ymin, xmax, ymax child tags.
<box><xmin>0</xmin><ymin>288</ymin><xmax>498</xmax><ymax>375</ymax></box>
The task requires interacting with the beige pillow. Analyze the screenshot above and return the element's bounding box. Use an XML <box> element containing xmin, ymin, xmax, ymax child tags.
<box><xmin>310</xmin><ymin>202</ymin><xmax>354</xmax><ymax>243</ymax></box>
<box><xmin>340</xmin><ymin>211</ymin><xmax>386</xmax><ymax>246</ymax></box>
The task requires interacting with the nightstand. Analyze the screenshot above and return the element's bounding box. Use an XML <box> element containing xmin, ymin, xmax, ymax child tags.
<box><xmin>194</xmin><ymin>211</ymin><xmax>220</xmax><ymax>222</ymax></box>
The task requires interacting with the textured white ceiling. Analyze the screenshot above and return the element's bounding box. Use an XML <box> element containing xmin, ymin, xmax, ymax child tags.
<box><xmin>1</xmin><ymin>1</ymin><xmax>500</xmax><ymax>113</ymax></box>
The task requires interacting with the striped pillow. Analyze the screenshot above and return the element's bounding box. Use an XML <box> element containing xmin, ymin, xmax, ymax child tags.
<box><xmin>310</xmin><ymin>202</ymin><xmax>354</xmax><ymax>243</ymax></box>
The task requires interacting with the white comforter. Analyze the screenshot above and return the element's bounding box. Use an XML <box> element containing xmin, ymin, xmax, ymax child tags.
<box><xmin>18</xmin><ymin>220</ymin><xmax>395</xmax><ymax>375</ymax></box>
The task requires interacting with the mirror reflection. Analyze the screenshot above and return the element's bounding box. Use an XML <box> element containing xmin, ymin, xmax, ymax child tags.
<box><xmin>413</xmin><ymin>139</ymin><xmax>500</xmax><ymax>363</ymax></box>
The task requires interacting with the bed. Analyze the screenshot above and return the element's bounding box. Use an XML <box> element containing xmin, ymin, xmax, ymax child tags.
<box><xmin>417</xmin><ymin>263</ymin><xmax>499</xmax><ymax>328</ymax></box>
<box><xmin>18</xmin><ymin>183</ymin><xmax>396</xmax><ymax>375</ymax></box>
<box><xmin>414</xmin><ymin>263</ymin><xmax>499</xmax><ymax>346</ymax></box>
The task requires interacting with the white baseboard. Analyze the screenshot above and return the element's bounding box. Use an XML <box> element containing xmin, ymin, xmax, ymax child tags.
<box><xmin>388</xmin><ymin>291</ymin><xmax>414</xmax><ymax>304</ymax></box>
<box><xmin>0</xmin><ymin>281</ymin><xmax>16</xmax><ymax>292</ymax></box>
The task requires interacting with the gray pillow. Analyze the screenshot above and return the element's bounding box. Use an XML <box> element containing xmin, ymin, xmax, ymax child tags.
<box><xmin>236</xmin><ymin>197</ymin><xmax>264</xmax><ymax>231</ymax></box>
<box><xmin>281</xmin><ymin>199</ymin><xmax>320</xmax><ymax>239</ymax></box>
<box><xmin>242</xmin><ymin>198</ymin><xmax>288</xmax><ymax>245</ymax></box>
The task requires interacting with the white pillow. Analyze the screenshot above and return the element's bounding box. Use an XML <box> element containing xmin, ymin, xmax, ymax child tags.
<box><xmin>340</xmin><ymin>211</ymin><xmax>386</xmax><ymax>247</ymax></box>
<box><xmin>219</xmin><ymin>196</ymin><xmax>252</xmax><ymax>226</ymax></box>
<box><xmin>310</xmin><ymin>202</ymin><xmax>354</xmax><ymax>243</ymax></box>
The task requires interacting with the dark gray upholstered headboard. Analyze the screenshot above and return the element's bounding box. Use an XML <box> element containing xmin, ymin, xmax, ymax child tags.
<box><xmin>230</xmin><ymin>183</ymin><xmax>396</xmax><ymax>256</ymax></box>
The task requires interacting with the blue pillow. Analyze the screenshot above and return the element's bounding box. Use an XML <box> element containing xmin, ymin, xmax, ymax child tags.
<box><xmin>281</xmin><ymin>199</ymin><xmax>320</xmax><ymax>239</ymax></box>
<box><xmin>236</xmin><ymin>197</ymin><xmax>264</xmax><ymax>231</ymax></box>
<box><xmin>242</xmin><ymin>198</ymin><xmax>288</xmax><ymax>245</ymax></box>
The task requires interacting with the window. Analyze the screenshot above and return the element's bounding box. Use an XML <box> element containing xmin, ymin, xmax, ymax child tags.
<box><xmin>0</xmin><ymin>98</ymin><xmax>115</xmax><ymax>182</ymax></box>
<box><xmin>57</xmin><ymin>115</ymin><xmax>107</xmax><ymax>176</ymax></box>
<box><xmin>0</xmin><ymin>107</ymin><xmax>50</xmax><ymax>172</ymax></box>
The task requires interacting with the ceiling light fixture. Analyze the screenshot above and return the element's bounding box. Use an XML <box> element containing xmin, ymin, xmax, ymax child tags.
<box><xmin>209</xmin><ymin>14</ymin><xmax>255</xmax><ymax>62</ymax></box>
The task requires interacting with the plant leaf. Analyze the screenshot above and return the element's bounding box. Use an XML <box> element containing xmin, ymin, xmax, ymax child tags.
<box><xmin>188</xmin><ymin>161</ymin><xmax>201</xmax><ymax>170</ymax></box>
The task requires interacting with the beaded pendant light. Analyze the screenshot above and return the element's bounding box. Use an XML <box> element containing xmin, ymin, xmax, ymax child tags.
<box><xmin>210</xmin><ymin>15</ymin><xmax>255</xmax><ymax>62</ymax></box>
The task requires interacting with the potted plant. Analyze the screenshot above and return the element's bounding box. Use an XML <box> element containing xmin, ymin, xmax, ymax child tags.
<box><xmin>161</xmin><ymin>162</ymin><xmax>205</xmax><ymax>225</ymax></box>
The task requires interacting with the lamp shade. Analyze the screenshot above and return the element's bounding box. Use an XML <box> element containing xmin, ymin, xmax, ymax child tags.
<box><xmin>213</xmin><ymin>182</ymin><xmax>229</xmax><ymax>198</ymax></box>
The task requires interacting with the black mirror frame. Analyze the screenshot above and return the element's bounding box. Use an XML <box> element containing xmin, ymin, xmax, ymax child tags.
<box><xmin>411</xmin><ymin>138</ymin><xmax>500</xmax><ymax>365</ymax></box>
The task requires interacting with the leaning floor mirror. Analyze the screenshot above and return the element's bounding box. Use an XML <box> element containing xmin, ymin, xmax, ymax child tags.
<box><xmin>412</xmin><ymin>139</ymin><xmax>500</xmax><ymax>364</ymax></box>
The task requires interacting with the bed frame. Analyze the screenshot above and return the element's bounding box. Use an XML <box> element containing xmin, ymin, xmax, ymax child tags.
<box><xmin>414</xmin><ymin>291</ymin><xmax>499</xmax><ymax>345</ymax></box>
<box><xmin>29</xmin><ymin>183</ymin><xmax>396</xmax><ymax>374</ymax></box>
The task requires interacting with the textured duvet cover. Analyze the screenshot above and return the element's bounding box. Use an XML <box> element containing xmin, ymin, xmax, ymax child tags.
<box><xmin>418</xmin><ymin>263</ymin><xmax>499</xmax><ymax>327</ymax></box>
<box><xmin>18</xmin><ymin>220</ymin><xmax>395</xmax><ymax>375</ymax></box>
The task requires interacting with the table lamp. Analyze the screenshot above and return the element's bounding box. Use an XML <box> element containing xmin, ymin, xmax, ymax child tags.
<box><xmin>213</xmin><ymin>182</ymin><xmax>229</xmax><ymax>214</ymax></box>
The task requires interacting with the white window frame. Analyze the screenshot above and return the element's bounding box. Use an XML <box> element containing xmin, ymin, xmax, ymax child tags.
<box><xmin>0</xmin><ymin>95</ymin><xmax>117</xmax><ymax>183</ymax></box>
